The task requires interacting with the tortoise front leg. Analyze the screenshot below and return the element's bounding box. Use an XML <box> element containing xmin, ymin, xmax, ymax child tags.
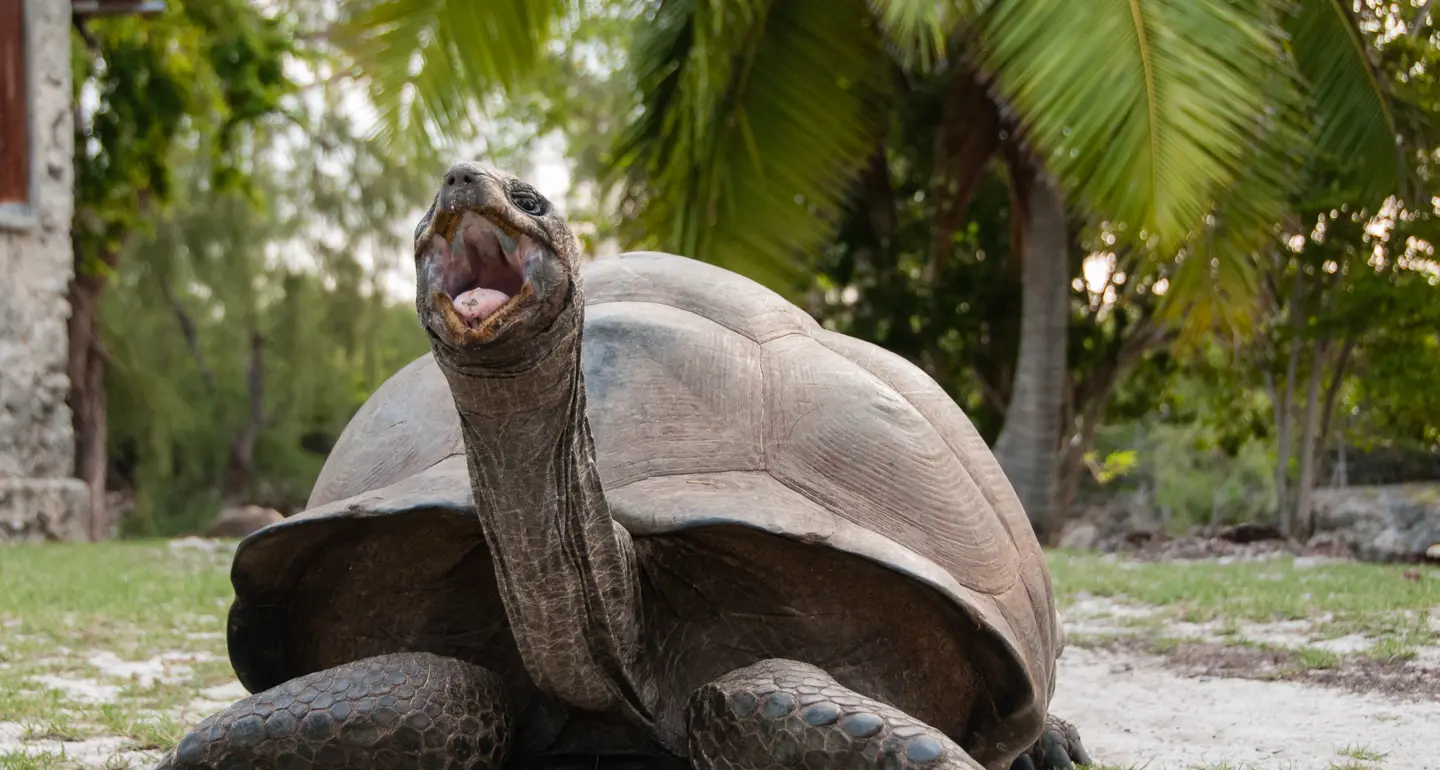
<box><xmin>685</xmin><ymin>658</ymin><xmax>984</xmax><ymax>770</ymax></box>
<box><xmin>154</xmin><ymin>652</ymin><xmax>511</xmax><ymax>770</ymax></box>
<box><xmin>1010</xmin><ymin>715</ymin><xmax>1092</xmax><ymax>770</ymax></box>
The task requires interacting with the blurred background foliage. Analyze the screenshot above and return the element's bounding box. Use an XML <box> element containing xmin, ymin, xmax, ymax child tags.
<box><xmin>69</xmin><ymin>0</ymin><xmax>1440</xmax><ymax>541</ymax></box>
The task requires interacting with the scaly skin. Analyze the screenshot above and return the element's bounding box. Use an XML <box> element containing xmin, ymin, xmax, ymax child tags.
<box><xmin>153</xmin><ymin>652</ymin><xmax>510</xmax><ymax>770</ymax></box>
<box><xmin>686</xmin><ymin>659</ymin><xmax>985</xmax><ymax>770</ymax></box>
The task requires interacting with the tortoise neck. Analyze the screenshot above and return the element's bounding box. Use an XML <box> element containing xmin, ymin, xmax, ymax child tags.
<box><xmin>433</xmin><ymin>294</ymin><xmax>652</xmax><ymax>724</ymax></box>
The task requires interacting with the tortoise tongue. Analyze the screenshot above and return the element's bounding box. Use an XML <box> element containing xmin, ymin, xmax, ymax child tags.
<box><xmin>453</xmin><ymin>287</ymin><xmax>511</xmax><ymax>322</ymax></box>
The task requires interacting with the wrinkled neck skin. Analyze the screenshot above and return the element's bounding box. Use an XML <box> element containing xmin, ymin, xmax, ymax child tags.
<box><xmin>430</xmin><ymin>286</ymin><xmax>655</xmax><ymax>734</ymax></box>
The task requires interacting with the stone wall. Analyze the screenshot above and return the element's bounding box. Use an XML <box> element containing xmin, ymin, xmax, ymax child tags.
<box><xmin>0</xmin><ymin>0</ymin><xmax>88</xmax><ymax>541</ymax></box>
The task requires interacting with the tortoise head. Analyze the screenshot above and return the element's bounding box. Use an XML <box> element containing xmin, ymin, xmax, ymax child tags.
<box><xmin>413</xmin><ymin>162</ymin><xmax>579</xmax><ymax>354</ymax></box>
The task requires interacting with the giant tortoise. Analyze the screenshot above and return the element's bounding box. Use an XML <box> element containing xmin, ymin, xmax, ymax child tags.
<box><xmin>155</xmin><ymin>163</ymin><xmax>1090</xmax><ymax>770</ymax></box>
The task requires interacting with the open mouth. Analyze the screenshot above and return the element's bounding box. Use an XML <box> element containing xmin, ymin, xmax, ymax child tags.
<box><xmin>424</xmin><ymin>211</ymin><xmax>543</xmax><ymax>329</ymax></box>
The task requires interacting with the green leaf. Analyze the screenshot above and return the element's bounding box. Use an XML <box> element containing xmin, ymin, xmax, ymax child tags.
<box><xmin>609</xmin><ymin>0</ymin><xmax>888</xmax><ymax>293</ymax></box>
<box><xmin>1286</xmin><ymin>0</ymin><xmax>1401</xmax><ymax>204</ymax></box>
<box><xmin>333</xmin><ymin>0</ymin><xmax>572</xmax><ymax>150</ymax></box>
<box><xmin>976</xmin><ymin>0</ymin><xmax>1302</xmax><ymax>253</ymax></box>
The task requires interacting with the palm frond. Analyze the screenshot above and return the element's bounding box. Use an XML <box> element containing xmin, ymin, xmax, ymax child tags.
<box><xmin>333</xmin><ymin>0</ymin><xmax>571</xmax><ymax>150</ymax></box>
<box><xmin>976</xmin><ymin>0</ymin><xmax>1302</xmax><ymax>253</ymax></box>
<box><xmin>1158</xmin><ymin>43</ymin><xmax>1311</xmax><ymax>343</ymax></box>
<box><xmin>609</xmin><ymin>0</ymin><xmax>888</xmax><ymax>293</ymax></box>
<box><xmin>868</xmin><ymin>0</ymin><xmax>964</xmax><ymax>69</ymax></box>
<box><xmin>1160</xmin><ymin>229</ymin><xmax>1267</xmax><ymax>349</ymax></box>
<box><xmin>1286</xmin><ymin>0</ymin><xmax>1401</xmax><ymax>203</ymax></box>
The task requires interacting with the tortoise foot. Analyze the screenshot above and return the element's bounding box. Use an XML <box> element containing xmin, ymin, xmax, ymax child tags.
<box><xmin>153</xmin><ymin>652</ymin><xmax>510</xmax><ymax>769</ymax></box>
<box><xmin>686</xmin><ymin>658</ymin><xmax>984</xmax><ymax>770</ymax></box>
<box><xmin>1010</xmin><ymin>714</ymin><xmax>1092</xmax><ymax>770</ymax></box>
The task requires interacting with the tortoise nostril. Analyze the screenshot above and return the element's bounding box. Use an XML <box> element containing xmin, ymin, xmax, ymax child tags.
<box><xmin>462</xmin><ymin>173</ymin><xmax>476</xmax><ymax>186</ymax></box>
<box><xmin>445</xmin><ymin>174</ymin><xmax>457</xmax><ymax>187</ymax></box>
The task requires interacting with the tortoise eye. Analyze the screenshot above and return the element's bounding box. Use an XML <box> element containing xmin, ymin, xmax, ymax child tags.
<box><xmin>510</xmin><ymin>189</ymin><xmax>546</xmax><ymax>216</ymax></box>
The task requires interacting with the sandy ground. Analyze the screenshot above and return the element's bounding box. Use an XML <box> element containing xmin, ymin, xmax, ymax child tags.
<box><xmin>3</xmin><ymin>597</ymin><xmax>1438</xmax><ymax>768</ymax></box>
<box><xmin>1052</xmin><ymin>645</ymin><xmax>1440</xmax><ymax>769</ymax></box>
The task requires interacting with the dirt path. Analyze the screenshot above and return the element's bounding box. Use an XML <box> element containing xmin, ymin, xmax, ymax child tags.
<box><xmin>1053</xmin><ymin>645</ymin><xmax>1440</xmax><ymax>769</ymax></box>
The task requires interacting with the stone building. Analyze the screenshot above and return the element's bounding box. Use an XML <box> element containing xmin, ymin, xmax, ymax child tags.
<box><xmin>1</xmin><ymin>0</ymin><xmax>159</xmax><ymax>541</ymax></box>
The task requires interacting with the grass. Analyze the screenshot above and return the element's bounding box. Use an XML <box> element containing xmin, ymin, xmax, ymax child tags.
<box><xmin>0</xmin><ymin>541</ymin><xmax>235</xmax><ymax>767</ymax></box>
<box><xmin>0</xmin><ymin>750</ymin><xmax>69</xmax><ymax>770</ymax></box>
<box><xmin>1045</xmin><ymin>550</ymin><xmax>1440</xmax><ymax>657</ymax></box>
<box><xmin>1293</xmin><ymin>646</ymin><xmax>1342</xmax><ymax>670</ymax></box>
<box><xmin>1336</xmin><ymin>745</ymin><xmax>1388</xmax><ymax>762</ymax></box>
<box><xmin>0</xmin><ymin>541</ymin><xmax>233</xmax><ymax>655</ymax></box>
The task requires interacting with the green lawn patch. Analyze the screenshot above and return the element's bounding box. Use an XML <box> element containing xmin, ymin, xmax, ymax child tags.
<box><xmin>1044</xmin><ymin>550</ymin><xmax>1439</xmax><ymax>653</ymax></box>
<box><xmin>0</xmin><ymin>541</ymin><xmax>235</xmax><ymax>766</ymax></box>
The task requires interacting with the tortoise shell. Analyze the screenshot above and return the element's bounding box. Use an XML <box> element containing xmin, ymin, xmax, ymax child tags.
<box><xmin>225</xmin><ymin>252</ymin><xmax>1060</xmax><ymax>758</ymax></box>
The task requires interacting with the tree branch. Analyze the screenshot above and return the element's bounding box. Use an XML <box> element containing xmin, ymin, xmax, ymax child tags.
<box><xmin>972</xmin><ymin>371</ymin><xmax>1011</xmax><ymax>418</ymax></box>
<box><xmin>161</xmin><ymin>284</ymin><xmax>217</xmax><ymax>392</ymax></box>
<box><xmin>924</xmin><ymin>68</ymin><xmax>1000</xmax><ymax>283</ymax></box>
<box><xmin>1317</xmin><ymin>333</ymin><xmax>1356</xmax><ymax>451</ymax></box>
<box><xmin>1411</xmin><ymin>0</ymin><xmax>1434</xmax><ymax>38</ymax></box>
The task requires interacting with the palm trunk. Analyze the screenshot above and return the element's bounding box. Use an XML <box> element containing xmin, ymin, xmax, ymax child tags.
<box><xmin>993</xmin><ymin>172</ymin><xmax>1069</xmax><ymax>543</ymax></box>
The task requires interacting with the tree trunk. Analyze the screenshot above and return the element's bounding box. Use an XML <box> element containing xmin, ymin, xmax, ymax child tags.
<box><xmin>1335</xmin><ymin>432</ymin><xmax>1348</xmax><ymax>488</ymax></box>
<box><xmin>1315</xmin><ymin>334</ymin><xmax>1354</xmax><ymax>491</ymax></box>
<box><xmin>1057</xmin><ymin>315</ymin><xmax>1168</xmax><ymax>520</ymax></box>
<box><xmin>68</xmin><ymin>270</ymin><xmax>108</xmax><ymax>541</ymax></box>
<box><xmin>1057</xmin><ymin>408</ymin><xmax>1100</xmax><ymax>526</ymax></box>
<box><xmin>1273</xmin><ymin>267</ymin><xmax>1305</xmax><ymax>533</ymax></box>
<box><xmin>223</xmin><ymin>330</ymin><xmax>266</xmax><ymax>502</ymax></box>
<box><xmin>994</xmin><ymin>171</ymin><xmax>1069</xmax><ymax>543</ymax></box>
<box><xmin>1316</xmin><ymin>336</ymin><xmax>1355</xmax><ymax>456</ymax></box>
<box><xmin>1057</xmin><ymin>370</ymin><xmax>1117</xmax><ymax>523</ymax></box>
<box><xmin>1293</xmin><ymin>337</ymin><xmax>1328</xmax><ymax>540</ymax></box>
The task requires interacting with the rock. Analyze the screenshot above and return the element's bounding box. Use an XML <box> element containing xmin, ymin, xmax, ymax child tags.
<box><xmin>1310</xmin><ymin>484</ymin><xmax>1440</xmax><ymax>563</ymax></box>
<box><xmin>169</xmin><ymin>536</ymin><xmax>221</xmax><ymax>553</ymax></box>
<box><xmin>1428</xmin><ymin>543</ymin><xmax>1440</xmax><ymax>561</ymax></box>
<box><xmin>1302</xmin><ymin>536</ymin><xmax>1350</xmax><ymax>559</ymax></box>
<box><xmin>1071</xmin><ymin>488</ymin><xmax>1163</xmax><ymax>548</ymax></box>
<box><xmin>1160</xmin><ymin>536</ymin><xmax>1293</xmax><ymax>562</ymax></box>
<box><xmin>1058</xmin><ymin>521</ymin><xmax>1100</xmax><ymax>551</ymax></box>
<box><xmin>204</xmin><ymin>505</ymin><xmax>283</xmax><ymax>539</ymax></box>
<box><xmin>1123</xmin><ymin>529</ymin><xmax>1167</xmax><ymax>549</ymax></box>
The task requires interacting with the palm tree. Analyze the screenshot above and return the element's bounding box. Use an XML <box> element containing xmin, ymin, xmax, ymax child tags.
<box><xmin>333</xmin><ymin>0</ymin><xmax>1402</xmax><ymax>541</ymax></box>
